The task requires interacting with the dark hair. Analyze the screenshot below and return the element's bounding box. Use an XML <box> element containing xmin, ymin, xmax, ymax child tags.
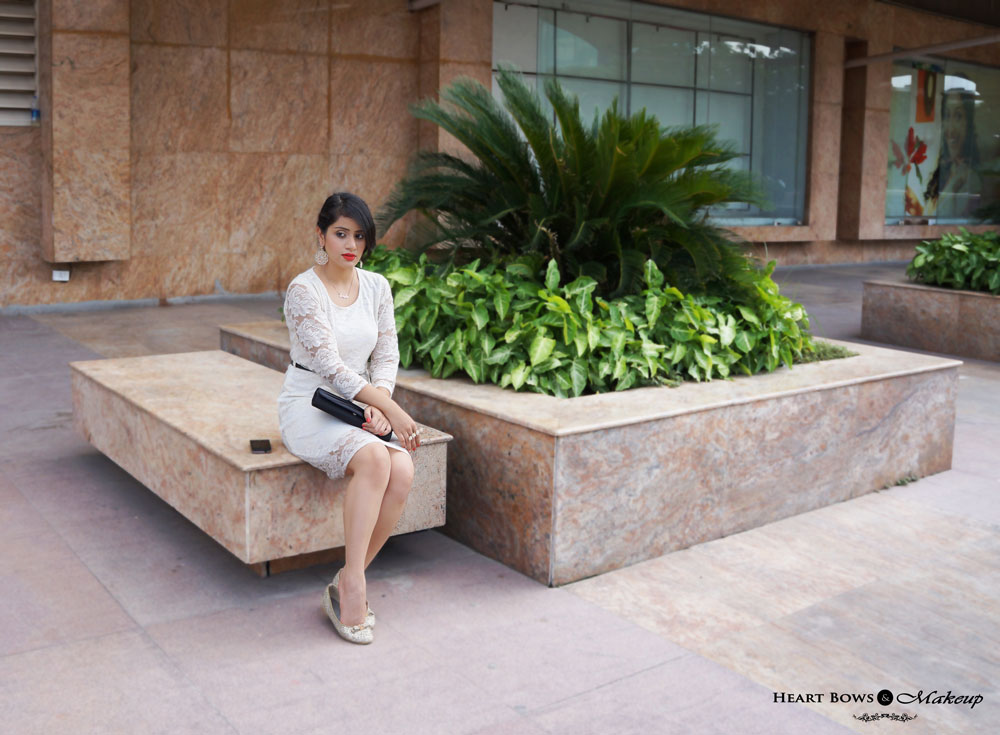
<box><xmin>924</xmin><ymin>83</ymin><xmax>980</xmax><ymax>203</ymax></box>
<box><xmin>316</xmin><ymin>192</ymin><xmax>377</xmax><ymax>262</ymax></box>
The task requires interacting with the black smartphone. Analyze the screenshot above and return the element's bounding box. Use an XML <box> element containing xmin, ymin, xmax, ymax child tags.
<box><xmin>249</xmin><ymin>439</ymin><xmax>272</xmax><ymax>454</ymax></box>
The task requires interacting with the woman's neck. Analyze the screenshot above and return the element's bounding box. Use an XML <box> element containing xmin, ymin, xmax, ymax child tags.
<box><xmin>317</xmin><ymin>264</ymin><xmax>356</xmax><ymax>292</ymax></box>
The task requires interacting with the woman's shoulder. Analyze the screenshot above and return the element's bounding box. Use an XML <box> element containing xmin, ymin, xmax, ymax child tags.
<box><xmin>284</xmin><ymin>268</ymin><xmax>324</xmax><ymax>302</ymax></box>
<box><xmin>358</xmin><ymin>267</ymin><xmax>390</xmax><ymax>292</ymax></box>
<box><xmin>287</xmin><ymin>268</ymin><xmax>322</xmax><ymax>289</ymax></box>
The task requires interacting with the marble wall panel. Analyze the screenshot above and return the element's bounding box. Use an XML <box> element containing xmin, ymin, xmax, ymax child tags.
<box><xmin>330</xmin><ymin>0</ymin><xmax>420</xmax><ymax>61</ymax></box>
<box><xmin>228</xmin><ymin>153</ymin><xmax>326</xmax><ymax>288</ymax></box>
<box><xmin>0</xmin><ymin>129</ymin><xmax>41</xmax><ymax>268</ymax></box>
<box><xmin>329</xmin><ymin>154</ymin><xmax>408</xmax><ymax>219</ymax></box>
<box><xmin>329</xmin><ymin>58</ymin><xmax>419</xmax><ymax>158</ymax></box>
<box><xmin>812</xmin><ymin>32</ymin><xmax>844</xmax><ymax>106</ymax></box>
<box><xmin>438</xmin><ymin>0</ymin><xmax>492</xmax><ymax>66</ymax></box>
<box><xmin>226</xmin><ymin>248</ymin><xmax>281</xmax><ymax>295</ymax></box>
<box><xmin>107</xmin><ymin>253</ymin><xmax>166</xmax><ymax>301</ymax></box>
<box><xmin>230</xmin><ymin>50</ymin><xmax>327</xmax><ymax>154</ymax></box>
<box><xmin>230</xmin><ymin>0</ymin><xmax>328</xmax><ymax>55</ymax></box>
<box><xmin>394</xmin><ymin>386</ymin><xmax>556</xmax><ymax>585</ymax></box>
<box><xmin>161</xmin><ymin>251</ymin><xmax>216</xmax><ymax>297</ymax></box>
<box><xmin>52</xmin><ymin>0</ymin><xmax>128</xmax><ymax>32</ymax></box>
<box><xmin>51</xmin><ymin>148</ymin><xmax>130</xmax><ymax>262</ymax></box>
<box><xmin>51</xmin><ymin>34</ymin><xmax>130</xmax><ymax>150</ymax></box>
<box><xmin>131</xmin><ymin>152</ymin><xmax>228</xmax><ymax>258</ymax></box>
<box><xmin>45</xmin><ymin>32</ymin><xmax>130</xmax><ymax>263</ymax></box>
<box><xmin>131</xmin><ymin>44</ymin><xmax>229</xmax><ymax>154</ymax></box>
<box><xmin>130</xmin><ymin>0</ymin><xmax>228</xmax><ymax>46</ymax></box>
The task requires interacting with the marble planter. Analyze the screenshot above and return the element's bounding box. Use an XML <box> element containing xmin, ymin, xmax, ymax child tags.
<box><xmin>221</xmin><ymin>322</ymin><xmax>960</xmax><ymax>586</ymax></box>
<box><xmin>862</xmin><ymin>279</ymin><xmax>1000</xmax><ymax>361</ymax></box>
<box><xmin>70</xmin><ymin>350</ymin><xmax>451</xmax><ymax>574</ymax></box>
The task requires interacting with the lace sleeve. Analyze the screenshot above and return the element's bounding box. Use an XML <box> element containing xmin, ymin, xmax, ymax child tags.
<box><xmin>368</xmin><ymin>274</ymin><xmax>399</xmax><ymax>397</ymax></box>
<box><xmin>284</xmin><ymin>282</ymin><xmax>368</xmax><ymax>399</ymax></box>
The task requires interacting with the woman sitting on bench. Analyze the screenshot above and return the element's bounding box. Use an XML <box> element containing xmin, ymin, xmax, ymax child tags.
<box><xmin>278</xmin><ymin>192</ymin><xmax>422</xmax><ymax>645</ymax></box>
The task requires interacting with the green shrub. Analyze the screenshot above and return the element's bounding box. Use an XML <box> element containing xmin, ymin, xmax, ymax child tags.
<box><xmin>366</xmin><ymin>247</ymin><xmax>822</xmax><ymax>397</ymax></box>
<box><xmin>377</xmin><ymin>67</ymin><xmax>764</xmax><ymax>301</ymax></box>
<box><xmin>907</xmin><ymin>227</ymin><xmax>1000</xmax><ymax>294</ymax></box>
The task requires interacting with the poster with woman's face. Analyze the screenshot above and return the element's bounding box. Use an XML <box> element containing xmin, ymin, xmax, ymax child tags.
<box><xmin>887</xmin><ymin>59</ymin><xmax>999</xmax><ymax>223</ymax></box>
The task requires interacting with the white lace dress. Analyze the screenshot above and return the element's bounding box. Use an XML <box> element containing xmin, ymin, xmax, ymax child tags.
<box><xmin>277</xmin><ymin>266</ymin><xmax>408</xmax><ymax>479</ymax></box>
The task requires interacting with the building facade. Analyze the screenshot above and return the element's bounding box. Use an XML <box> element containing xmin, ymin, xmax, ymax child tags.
<box><xmin>1</xmin><ymin>0</ymin><xmax>998</xmax><ymax>308</ymax></box>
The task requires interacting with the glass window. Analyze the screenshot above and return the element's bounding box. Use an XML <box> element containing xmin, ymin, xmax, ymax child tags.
<box><xmin>492</xmin><ymin>1</ymin><xmax>812</xmax><ymax>225</ymax></box>
<box><xmin>886</xmin><ymin>57</ymin><xmax>1000</xmax><ymax>225</ymax></box>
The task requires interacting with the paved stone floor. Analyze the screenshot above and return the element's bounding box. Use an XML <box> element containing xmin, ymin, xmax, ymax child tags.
<box><xmin>1</xmin><ymin>263</ymin><xmax>996</xmax><ymax>734</ymax></box>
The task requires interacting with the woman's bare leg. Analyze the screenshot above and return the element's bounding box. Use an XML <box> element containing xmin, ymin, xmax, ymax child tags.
<box><xmin>363</xmin><ymin>449</ymin><xmax>415</xmax><ymax>569</ymax></box>
<box><xmin>339</xmin><ymin>443</ymin><xmax>391</xmax><ymax>626</ymax></box>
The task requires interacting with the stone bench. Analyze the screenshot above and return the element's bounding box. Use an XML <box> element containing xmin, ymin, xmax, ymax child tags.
<box><xmin>70</xmin><ymin>350</ymin><xmax>451</xmax><ymax>576</ymax></box>
<box><xmin>221</xmin><ymin>320</ymin><xmax>961</xmax><ymax>586</ymax></box>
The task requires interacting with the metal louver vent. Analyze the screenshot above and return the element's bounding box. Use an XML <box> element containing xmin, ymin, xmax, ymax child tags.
<box><xmin>0</xmin><ymin>0</ymin><xmax>37</xmax><ymax>126</ymax></box>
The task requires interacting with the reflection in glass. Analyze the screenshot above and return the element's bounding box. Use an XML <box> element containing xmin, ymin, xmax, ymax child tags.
<box><xmin>886</xmin><ymin>57</ymin><xmax>998</xmax><ymax>225</ymax></box>
<box><xmin>492</xmin><ymin>0</ymin><xmax>811</xmax><ymax>224</ymax></box>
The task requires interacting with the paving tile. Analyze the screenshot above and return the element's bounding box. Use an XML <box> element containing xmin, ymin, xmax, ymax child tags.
<box><xmin>0</xmin><ymin>629</ymin><xmax>238</xmax><ymax>735</ymax></box>
<box><xmin>884</xmin><ymin>470</ymin><xmax>1000</xmax><ymax>529</ymax></box>
<box><xmin>145</xmin><ymin>591</ymin><xmax>511</xmax><ymax>735</ymax></box>
<box><xmin>57</xmin><ymin>511</ymin><xmax>322</xmax><ymax>626</ymax></box>
<box><xmin>3</xmin><ymin>450</ymin><xmax>182</xmax><ymax>534</ymax></box>
<box><xmin>526</xmin><ymin>653</ymin><xmax>853</xmax><ymax>735</ymax></box>
<box><xmin>0</xmin><ymin>469</ymin><xmax>52</xmax><ymax>543</ymax></box>
<box><xmin>0</xmin><ymin>529</ymin><xmax>136</xmax><ymax>657</ymax></box>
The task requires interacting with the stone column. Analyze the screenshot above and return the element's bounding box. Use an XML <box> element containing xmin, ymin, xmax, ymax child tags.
<box><xmin>39</xmin><ymin>0</ymin><xmax>130</xmax><ymax>263</ymax></box>
<box><xmin>837</xmin><ymin>5</ymin><xmax>893</xmax><ymax>241</ymax></box>
<box><xmin>416</xmin><ymin>0</ymin><xmax>492</xmax><ymax>155</ymax></box>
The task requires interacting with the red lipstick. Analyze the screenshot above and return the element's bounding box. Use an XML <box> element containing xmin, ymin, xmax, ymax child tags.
<box><xmin>342</xmin><ymin>254</ymin><xmax>356</xmax><ymax>261</ymax></box>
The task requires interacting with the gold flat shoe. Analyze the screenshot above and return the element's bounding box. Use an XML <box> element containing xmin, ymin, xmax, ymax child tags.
<box><xmin>323</xmin><ymin>582</ymin><xmax>373</xmax><ymax>644</ymax></box>
<box><xmin>331</xmin><ymin>568</ymin><xmax>375</xmax><ymax>627</ymax></box>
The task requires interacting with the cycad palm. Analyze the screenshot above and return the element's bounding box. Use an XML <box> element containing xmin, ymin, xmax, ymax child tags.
<box><xmin>378</xmin><ymin>66</ymin><xmax>765</xmax><ymax>299</ymax></box>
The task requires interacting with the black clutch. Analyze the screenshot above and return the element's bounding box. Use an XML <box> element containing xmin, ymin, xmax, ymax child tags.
<box><xmin>311</xmin><ymin>386</ymin><xmax>393</xmax><ymax>442</ymax></box>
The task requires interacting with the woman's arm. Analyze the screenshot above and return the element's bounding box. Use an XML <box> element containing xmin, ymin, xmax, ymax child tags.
<box><xmin>368</xmin><ymin>274</ymin><xmax>399</xmax><ymax>397</ymax></box>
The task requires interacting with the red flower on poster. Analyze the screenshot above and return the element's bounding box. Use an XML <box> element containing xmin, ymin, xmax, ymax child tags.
<box><xmin>891</xmin><ymin>126</ymin><xmax>928</xmax><ymax>183</ymax></box>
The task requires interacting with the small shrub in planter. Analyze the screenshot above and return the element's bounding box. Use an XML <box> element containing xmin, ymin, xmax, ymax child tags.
<box><xmin>365</xmin><ymin>247</ymin><xmax>848</xmax><ymax>397</ymax></box>
<box><xmin>907</xmin><ymin>227</ymin><xmax>1000</xmax><ymax>294</ymax></box>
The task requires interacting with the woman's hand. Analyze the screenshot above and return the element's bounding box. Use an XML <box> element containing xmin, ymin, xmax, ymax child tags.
<box><xmin>362</xmin><ymin>406</ymin><xmax>391</xmax><ymax>436</ymax></box>
<box><xmin>385</xmin><ymin>405</ymin><xmax>421</xmax><ymax>452</ymax></box>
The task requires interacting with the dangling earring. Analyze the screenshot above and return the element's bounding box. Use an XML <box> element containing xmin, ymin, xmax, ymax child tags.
<box><xmin>314</xmin><ymin>238</ymin><xmax>328</xmax><ymax>265</ymax></box>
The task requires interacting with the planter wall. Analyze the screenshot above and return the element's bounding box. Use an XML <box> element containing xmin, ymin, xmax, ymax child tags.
<box><xmin>862</xmin><ymin>279</ymin><xmax>1000</xmax><ymax>361</ymax></box>
<box><xmin>222</xmin><ymin>323</ymin><xmax>960</xmax><ymax>586</ymax></box>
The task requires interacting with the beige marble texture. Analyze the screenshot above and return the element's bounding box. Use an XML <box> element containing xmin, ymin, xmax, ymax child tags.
<box><xmin>52</xmin><ymin>0</ymin><xmax>128</xmax><ymax>33</ymax></box>
<box><xmin>329</xmin><ymin>153</ymin><xmax>410</xmax><ymax>221</ymax></box>
<box><xmin>329</xmin><ymin>58</ymin><xmax>420</xmax><ymax>158</ymax></box>
<box><xmin>226</xmin><ymin>153</ymin><xmax>326</xmax><ymax>287</ymax></box>
<box><xmin>130</xmin><ymin>0</ymin><xmax>228</xmax><ymax>46</ymax></box>
<box><xmin>863</xmin><ymin>280</ymin><xmax>1000</xmax><ymax>361</ymax></box>
<box><xmin>51</xmin><ymin>148</ymin><xmax>131</xmax><ymax>263</ymax></box>
<box><xmin>0</xmin><ymin>128</ymin><xmax>41</xmax><ymax>282</ymax></box>
<box><xmin>221</xmin><ymin>320</ymin><xmax>960</xmax><ymax>584</ymax></box>
<box><xmin>130</xmin><ymin>152</ymin><xmax>228</xmax><ymax>259</ymax></box>
<box><xmin>70</xmin><ymin>350</ymin><xmax>451</xmax><ymax>564</ymax></box>
<box><xmin>230</xmin><ymin>50</ymin><xmax>328</xmax><ymax>154</ymax></box>
<box><xmin>130</xmin><ymin>44</ymin><xmax>229</xmax><ymax>154</ymax></box>
<box><xmin>44</xmin><ymin>33</ymin><xmax>130</xmax><ymax>263</ymax></box>
<box><xmin>230</xmin><ymin>0</ymin><xmax>328</xmax><ymax>55</ymax></box>
<box><xmin>330</xmin><ymin>0</ymin><xmax>420</xmax><ymax>61</ymax></box>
